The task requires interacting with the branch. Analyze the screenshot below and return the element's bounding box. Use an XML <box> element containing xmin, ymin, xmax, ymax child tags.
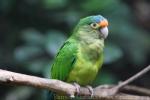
<box><xmin>115</xmin><ymin>65</ymin><xmax>150</xmax><ymax>90</ymax></box>
<box><xmin>0</xmin><ymin>65</ymin><xmax>150</xmax><ymax>100</ymax></box>
<box><xmin>123</xmin><ymin>85</ymin><xmax>150</xmax><ymax>96</ymax></box>
<box><xmin>109</xmin><ymin>65</ymin><xmax>150</xmax><ymax>95</ymax></box>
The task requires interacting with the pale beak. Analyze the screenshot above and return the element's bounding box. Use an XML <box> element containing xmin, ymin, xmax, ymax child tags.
<box><xmin>98</xmin><ymin>20</ymin><xmax>109</xmax><ymax>39</ymax></box>
<box><xmin>100</xmin><ymin>27</ymin><xmax>108</xmax><ymax>39</ymax></box>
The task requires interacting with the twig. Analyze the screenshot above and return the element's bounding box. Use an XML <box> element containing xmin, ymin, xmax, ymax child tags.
<box><xmin>123</xmin><ymin>85</ymin><xmax>150</xmax><ymax>96</ymax></box>
<box><xmin>117</xmin><ymin>65</ymin><xmax>150</xmax><ymax>88</ymax></box>
<box><xmin>112</xmin><ymin>65</ymin><xmax>150</xmax><ymax>94</ymax></box>
<box><xmin>96</xmin><ymin>85</ymin><xmax>150</xmax><ymax>96</ymax></box>
<box><xmin>0</xmin><ymin>67</ymin><xmax>150</xmax><ymax>100</ymax></box>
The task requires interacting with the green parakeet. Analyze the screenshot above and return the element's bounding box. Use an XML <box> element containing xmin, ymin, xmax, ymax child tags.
<box><xmin>50</xmin><ymin>15</ymin><xmax>109</xmax><ymax>99</ymax></box>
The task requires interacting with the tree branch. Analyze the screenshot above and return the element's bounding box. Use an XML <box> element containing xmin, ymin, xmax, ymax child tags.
<box><xmin>106</xmin><ymin>65</ymin><xmax>150</xmax><ymax>96</ymax></box>
<box><xmin>0</xmin><ymin>65</ymin><xmax>150</xmax><ymax>100</ymax></box>
<box><xmin>123</xmin><ymin>85</ymin><xmax>150</xmax><ymax>96</ymax></box>
<box><xmin>114</xmin><ymin>65</ymin><xmax>150</xmax><ymax>91</ymax></box>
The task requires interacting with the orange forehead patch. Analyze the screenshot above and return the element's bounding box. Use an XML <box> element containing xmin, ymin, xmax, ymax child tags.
<box><xmin>99</xmin><ymin>20</ymin><xmax>108</xmax><ymax>27</ymax></box>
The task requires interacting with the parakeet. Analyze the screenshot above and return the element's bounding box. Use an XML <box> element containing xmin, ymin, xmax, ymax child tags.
<box><xmin>50</xmin><ymin>15</ymin><xmax>109</xmax><ymax>99</ymax></box>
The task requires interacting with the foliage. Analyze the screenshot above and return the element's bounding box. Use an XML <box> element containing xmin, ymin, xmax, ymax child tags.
<box><xmin>0</xmin><ymin>0</ymin><xmax>149</xmax><ymax>99</ymax></box>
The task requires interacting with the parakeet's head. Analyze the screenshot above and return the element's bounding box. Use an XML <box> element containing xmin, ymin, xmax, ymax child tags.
<box><xmin>73</xmin><ymin>15</ymin><xmax>109</xmax><ymax>39</ymax></box>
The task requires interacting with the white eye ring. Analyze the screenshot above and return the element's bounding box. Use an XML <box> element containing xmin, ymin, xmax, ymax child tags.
<box><xmin>90</xmin><ymin>23</ymin><xmax>99</xmax><ymax>29</ymax></box>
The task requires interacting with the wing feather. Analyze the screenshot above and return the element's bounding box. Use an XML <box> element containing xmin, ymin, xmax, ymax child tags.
<box><xmin>51</xmin><ymin>39</ymin><xmax>77</xmax><ymax>81</ymax></box>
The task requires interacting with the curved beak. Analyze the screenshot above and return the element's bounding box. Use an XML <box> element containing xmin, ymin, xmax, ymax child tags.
<box><xmin>100</xmin><ymin>27</ymin><xmax>108</xmax><ymax>39</ymax></box>
<box><xmin>98</xmin><ymin>20</ymin><xmax>109</xmax><ymax>39</ymax></box>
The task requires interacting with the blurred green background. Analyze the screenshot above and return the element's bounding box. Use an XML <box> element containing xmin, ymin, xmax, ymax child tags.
<box><xmin>0</xmin><ymin>0</ymin><xmax>150</xmax><ymax>100</ymax></box>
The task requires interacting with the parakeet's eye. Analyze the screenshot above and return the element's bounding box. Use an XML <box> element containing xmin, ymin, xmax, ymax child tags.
<box><xmin>90</xmin><ymin>23</ymin><xmax>99</xmax><ymax>29</ymax></box>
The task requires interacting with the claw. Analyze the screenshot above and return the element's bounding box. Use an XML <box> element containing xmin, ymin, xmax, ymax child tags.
<box><xmin>73</xmin><ymin>82</ymin><xmax>81</xmax><ymax>95</ymax></box>
<box><xmin>70</xmin><ymin>94</ymin><xmax>75</xmax><ymax>98</ymax></box>
<box><xmin>86</xmin><ymin>85</ymin><xmax>94</xmax><ymax>97</ymax></box>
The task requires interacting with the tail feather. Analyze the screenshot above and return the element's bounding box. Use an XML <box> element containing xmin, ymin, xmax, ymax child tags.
<box><xmin>47</xmin><ymin>91</ymin><xmax>55</xmax><ymax>100</ymax></box>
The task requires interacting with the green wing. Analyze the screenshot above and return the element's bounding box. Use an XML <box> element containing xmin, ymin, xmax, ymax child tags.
<box><xmin>51</xmin><ymin>39</ymin><xmax>77</xmax><ymax>81</ymax></box>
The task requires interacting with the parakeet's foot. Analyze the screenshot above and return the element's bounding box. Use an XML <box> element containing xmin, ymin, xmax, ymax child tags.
<box><xmin>86</xmin><ymin>85</ymin><xmax>94</xmax><ymax>97</ymax></box>
<box><xmin>70</xmin><ymin>94</ymin><xmax>75</xmax><ymax>98</ymax></box>
<box><xmin>69</xmin><ymin>83</ymin><xmax>80</xmax><ymax>98</ymax></box>
<box><xmin>73</xmin><ymin>82</ymin><xmax>81</xmax><ymax>95</ymax></box>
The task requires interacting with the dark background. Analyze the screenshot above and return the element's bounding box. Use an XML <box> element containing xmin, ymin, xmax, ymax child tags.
<box><xmin>0</xmin><ymin>0</ymin><xmax>150</xmax><ymax>100</ymax></box>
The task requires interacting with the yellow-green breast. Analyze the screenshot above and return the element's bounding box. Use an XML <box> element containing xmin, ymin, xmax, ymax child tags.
<box><xmin>67</xmin><ymin>39</ymin><xmax>104</xmax><ymax>86</ymax></box>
